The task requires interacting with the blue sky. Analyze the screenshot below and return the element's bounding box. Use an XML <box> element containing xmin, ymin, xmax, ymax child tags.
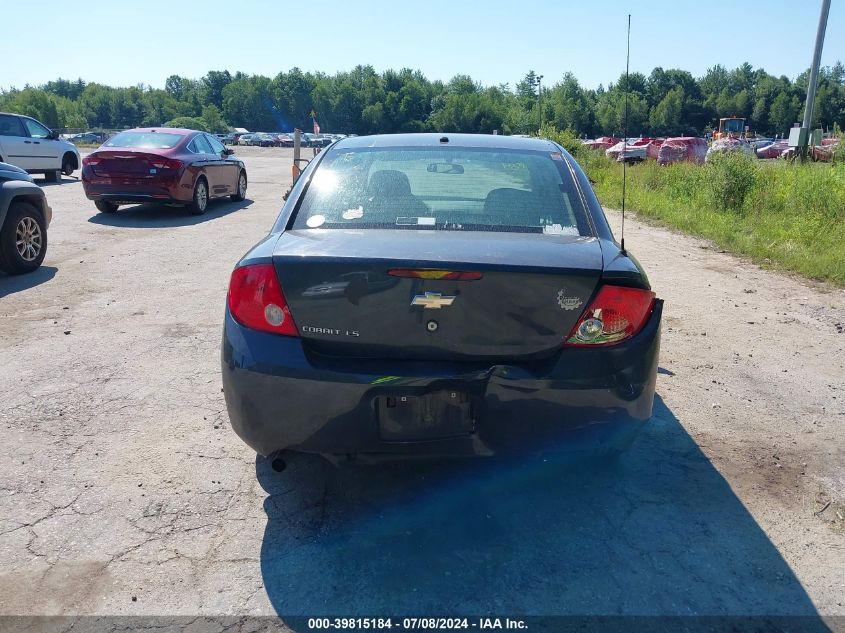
<box><xmin>3</xmin><ymin>0</ymin><xmax>843</xmax><ymax>90</ymax></box>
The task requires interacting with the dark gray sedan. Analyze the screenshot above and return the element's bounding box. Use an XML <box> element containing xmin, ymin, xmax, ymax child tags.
<box><xmin>221</xmin><ymin>133</ymin><xmax>662</xmax><ymax>465</ymax></box>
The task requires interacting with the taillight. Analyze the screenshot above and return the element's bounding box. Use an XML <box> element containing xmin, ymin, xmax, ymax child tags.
<box><xmin>565</xmin><ymin>285</ymin><xmax>655</xmax><ymax>346</ymax></box>
<box><xmin>151</xmin><ymin>158</ymin><xmax>183</xmax><ymax>170</ymax></box>
<box><xmin>82</xmin><ymin>155</ymin><xmax>101</xmax><ymax>166</ymax></box>
<box><xmin>227</xmin><ymin>264</ymin><xmax>298</xmax><ymax>336</ymax></box>
<box><xmin>387</xmin><ymin>268</ymin><xmax>483</xmax><ymax>281</ymax></box>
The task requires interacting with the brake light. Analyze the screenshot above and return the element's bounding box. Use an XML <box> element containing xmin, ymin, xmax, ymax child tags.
<box><xmin>227</xmin><ymin>264</ymin><xmax>298</xmax><ymax>336</ymax></box>
<box><xmin>82</xmin><ymin>155</ymin><xmax>101</xmax><ymax>166</ymax></box>
<box><xmin>388</xmin><ymin>269</ymin><xmax>483</xmax><ymax>281</ymax></box>
<box><xmin>565</xmin><ymin>285</ymin><xmax>655</xmax><ymax>346</ymax></box>
<box><xmin>151</xmin><ymin>158</ymin><xmax>183</xmax><ymax>170</ymax></box>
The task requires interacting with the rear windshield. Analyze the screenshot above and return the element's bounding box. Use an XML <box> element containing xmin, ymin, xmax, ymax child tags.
<box><xmin>291</xmin><ymin>147</ymin><xmax>591</xmax><ymax>235</ymax></box>
<box><xmin>104</xmin><ymin>132</ymin><xmax>184</xmax><ymax>149</ymax></box>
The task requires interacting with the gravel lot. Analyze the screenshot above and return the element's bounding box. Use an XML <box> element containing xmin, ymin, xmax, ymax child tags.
<box><xmin>1</xmin><ymin>146</ymin><xmax>843</xmax><ymax>622</ymax></box>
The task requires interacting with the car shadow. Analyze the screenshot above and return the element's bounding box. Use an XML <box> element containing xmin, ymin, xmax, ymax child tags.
<box><xmin>33</xmin><ymin>174</ymin><xmax>79</xmax><ymax>187</ymax></box>
<box><xmin>87</xmin><ymin>198</ymin><xmax>253</xmax><ymax>228</ymax></box>
<box><xmin>0</xmin><ymin>265</ymin><xmax>57</xmax><ymax>297</ymax></box>
<box><xmin>256</xmin><ymin>396</ymin><xmax>827</xmax><ymax>629</ymax></box>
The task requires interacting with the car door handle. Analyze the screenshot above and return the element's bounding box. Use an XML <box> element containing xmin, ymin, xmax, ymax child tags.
<box><xmin>24</xmin><ymin>140</ymin><xmax>31</xmax><ymax>144</ymax></box>
<box><xmin>33</xmin><ymin>141</ymin><xmax>40</xmax><ymax>144</ymax></box>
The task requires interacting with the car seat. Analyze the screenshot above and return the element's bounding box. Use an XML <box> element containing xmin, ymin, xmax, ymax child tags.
<box><xmin>483</xmin><ymin>188</ymin><xmax>539</xmax><ymax>226</ymax></box>
<box><xmin>367</xmin><ymin>170</ymin><xmax>430</xmax><ymax>219</ymax></box>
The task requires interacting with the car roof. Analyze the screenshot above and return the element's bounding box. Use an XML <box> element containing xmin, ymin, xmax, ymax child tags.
<box><xmin>0</xmin><ymin>111</ymin><xmax>38</xmax><ymax>120</ymax></box>
<box><xmin>119</xmin><ymin>127</ymin><xmax>198</xmax><ymax>136</ymax></box>
<box><xmin>334</xmin><ymin>132</ymin><xmax>561</xmax><ymax>152</ymax></box>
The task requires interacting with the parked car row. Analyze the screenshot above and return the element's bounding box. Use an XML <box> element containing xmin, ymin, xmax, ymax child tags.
<box><xmin>583</xmin><ymin>133</ymin><xmax>840</xmax><ymax>164</ymax></box>
<box><xmin>754</xmin><ymin>137</ymin><xmax>839</xmax><ymax>162</ymax></box>
<box><xmin>66</xmin><ymin>131</ymin><xmax>109</xmax><ymax>145</ymax></box>
<box><xmin>226</xmin><ymin>132</ymin><xmax>344</xmax><ymax>148</ymax></box>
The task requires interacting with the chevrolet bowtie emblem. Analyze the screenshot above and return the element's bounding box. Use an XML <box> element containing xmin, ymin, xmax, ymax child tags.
<box><xmin>411</xmin><ymin>292</ymin><xmax>456</xmax><ymax>309</ymax></box>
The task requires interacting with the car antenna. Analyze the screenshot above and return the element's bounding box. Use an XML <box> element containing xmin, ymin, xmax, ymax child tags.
<box><xmin>620</xmin><ymin>13</ymin><xmax>631</xmax><ymax>256</ymax></box>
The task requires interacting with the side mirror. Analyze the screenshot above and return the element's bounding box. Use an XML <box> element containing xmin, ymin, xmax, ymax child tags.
<box><xmin>223</xmin><ymin>148</ymin><xmax>234</xmax><ymax>156</ymax></box>
<box><xmin>48</xmin><ymin>129</ymin><xmax>60</xmax><ymax>140</ymax></box>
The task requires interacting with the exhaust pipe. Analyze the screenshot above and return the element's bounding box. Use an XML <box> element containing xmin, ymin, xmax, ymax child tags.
<box><xmin>269</xmin><ymin>451</ymin><xmax>343</xmax><ymax>472</ymax></box>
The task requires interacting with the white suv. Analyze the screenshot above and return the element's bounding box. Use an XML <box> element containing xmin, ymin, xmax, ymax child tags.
<box><xmin>0</xmin><ymin>112</ymin><xmax>81</xmax><ymax>182</ymax></box>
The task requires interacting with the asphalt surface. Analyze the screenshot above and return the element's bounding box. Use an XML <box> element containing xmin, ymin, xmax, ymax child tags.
<box><xmin>0</xmin><ymin>146</ymin><xmax>843</xmax><ymax>626</ymax></box>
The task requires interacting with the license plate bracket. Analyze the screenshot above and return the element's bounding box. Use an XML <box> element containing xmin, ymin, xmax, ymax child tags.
<box><xmin>377</xmin><ymin>391</ymin><xmax>475</xmax><ymax>441</ymax></box>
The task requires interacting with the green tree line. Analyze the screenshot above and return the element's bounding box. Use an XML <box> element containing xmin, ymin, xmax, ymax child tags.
<box><xmin>2</xmin><ymin>62</ymin><xmax>844</xmax><ymax>137</ymax></box>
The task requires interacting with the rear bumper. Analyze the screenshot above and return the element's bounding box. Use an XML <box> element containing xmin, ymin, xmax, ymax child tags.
<box><xmin>81</xmin><ymin>169</ymin><xmax>185</xmax><ymax>204</ymax></box>
<box><xmin>222</xmin><ymin>300</ymin><xmax>662</xmax><ymax>458</ymax></box>
<box><xmin>86</xmin><ymin>193</ymin><xmax>179</xmax><ymax>205</ymax></box>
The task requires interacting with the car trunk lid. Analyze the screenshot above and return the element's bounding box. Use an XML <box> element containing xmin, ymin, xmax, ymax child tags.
<box><xmin>273</xmin><ymin>230</ymin><xmax>603</xmax><ymax>361</ymax></box>
<box><xmin>88</xmin><ymin>151</ymin><xmax>174</xmax><ymax>178</ymax></box>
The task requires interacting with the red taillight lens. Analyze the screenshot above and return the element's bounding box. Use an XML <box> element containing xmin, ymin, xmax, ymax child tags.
<box><xmin>227</xmin><ymin>264</ymin><xmax>298</xmax><ymax>336</ymax></box>
<box><xmin>565</xmin><ymin>285</ymin><xmax>655</xmax><ymax>347</ymax></box>
<box><xmin>82</xmin><ymin>155</ymin><xmax>101</xmax><ymax>166</ymax></box>
<box><xmin>387</xmin><ymin>268</ymin><xmax>483</xmax><ymax>281</ymax></box>
<box><xmin>151</xmin><ymin>158</ymin><xmax>183</xmax><ymax>170</ymax></box>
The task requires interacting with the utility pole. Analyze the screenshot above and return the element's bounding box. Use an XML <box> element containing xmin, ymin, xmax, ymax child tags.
<box><xmin>799</xmin><ymin>0</ymin><xmax>831</xmax><ymax>159</ymax></box>
<box><xmin>537</xmin><ymin>75</ymin><xmax>544</xmax><ymax>131</ymax></box>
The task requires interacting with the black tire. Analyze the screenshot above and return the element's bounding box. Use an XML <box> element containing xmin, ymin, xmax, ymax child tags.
<box><xmin>187</xmin><ymin>178</ymin><xmax>209</xmax><ymax>215</ymax></box>
<box><xmin>230</xmin><ymin>170</ymin><xmax>247</xmax><ymax>201</ymax></box>
<box><xmin>61</xmin><ymin>153</ymin><xmax>76</xmax><ymax>176</ymax></box>
<box><xmin>0</xmin><ymin>202</ymin><xmax>47</xmax><ymax>275</ymax></box>
<box><xmin>95</xmin><ymin>200</ymin><xmax>118</xmax><ymax>214</ymax></box>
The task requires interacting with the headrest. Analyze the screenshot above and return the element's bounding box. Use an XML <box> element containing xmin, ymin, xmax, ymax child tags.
<box><xmin>369</xmin><ymin>170</ymin><xmax>412</xmax><ymax>197</ymax></box>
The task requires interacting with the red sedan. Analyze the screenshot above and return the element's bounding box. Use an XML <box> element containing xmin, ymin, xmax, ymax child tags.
<box><xmin>82</xmin><ymin>128</ymin><xmax>247</xmax><ymax>215</ymax></box>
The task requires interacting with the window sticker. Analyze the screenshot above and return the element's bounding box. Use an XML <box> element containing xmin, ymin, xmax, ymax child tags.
<box><xmin>342</xmin><ymin>206</ymin><xmax>364</xmax><ymax>220</ymax></box>
<box><xmin>543</xmin><ymin>224</ymin><xmax>580</xmax><ymax>236</ymax></box>
<box><xmin>396</xmin><ymin>217</ymin><xmax>436</xmax><ymax>226</ymax></box>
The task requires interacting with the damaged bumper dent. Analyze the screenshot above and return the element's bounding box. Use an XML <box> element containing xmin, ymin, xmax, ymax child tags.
<box><xmin>221</xmin><ymin>301</ymin><xmax>663</xmax><ymax>457</ymax></box>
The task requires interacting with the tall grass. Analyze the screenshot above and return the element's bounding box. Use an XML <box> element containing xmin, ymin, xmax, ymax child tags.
<box><xmin>573</xmin><ymin>146</ymin><xmax>845</xmax><ymax>285</ymax></box>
